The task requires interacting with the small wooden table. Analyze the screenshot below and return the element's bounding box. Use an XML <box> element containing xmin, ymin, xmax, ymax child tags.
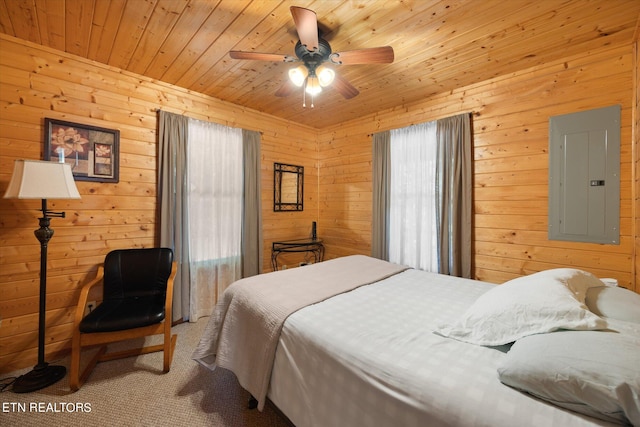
<box><xmin>271</xmin><ymin>238</ymin><xmax>324</xmax><ymax>271</ymax></box>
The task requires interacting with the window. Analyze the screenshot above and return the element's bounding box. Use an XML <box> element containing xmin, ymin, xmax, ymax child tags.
<box><xmin>187</xmin><ymin>119</ymin><xmax>243</xmax><ymax>320</ymax></box>
<box><xmin>389</xmin><ymin>121</ymin><xmax>438</xmax><ymax>271</ymax></box>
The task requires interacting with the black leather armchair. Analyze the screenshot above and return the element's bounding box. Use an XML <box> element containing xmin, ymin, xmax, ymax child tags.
<box><xmin>70</xmin><ymin>248</ymin><xmax>177</xmax><ymax>391</ymax></box>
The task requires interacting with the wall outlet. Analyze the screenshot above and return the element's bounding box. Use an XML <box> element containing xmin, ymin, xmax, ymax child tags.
<box><xmin>84</xmin><ymin>301</ymin><xmax>96</xmax><ymax>316</ymax></box>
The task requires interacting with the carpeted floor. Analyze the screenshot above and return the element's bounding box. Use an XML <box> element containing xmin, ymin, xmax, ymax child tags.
<box><xmin>0</xmin><ymin>318</ymin><xmax>293</xmax><ymax>427</ymax></box>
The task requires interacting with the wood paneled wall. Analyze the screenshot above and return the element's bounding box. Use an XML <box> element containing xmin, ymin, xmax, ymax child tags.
<box><xmin>0</xmin><ymin>34</ymin><xmax>319</xmax><ymax>373</ymax></box>
<box><xmin>634</xmin><ymin>34</ymin><xmax>639</xmax><ymax>295</ymax></box>
<box><xmin>1</xmin><ymin>32</ymin><xmax>639</xmax><ymax>374</ymax></box>
<box><xmin>319</xmin><ymin>42</ymin><xmax>639</xmax><ymax>290</ymax></box>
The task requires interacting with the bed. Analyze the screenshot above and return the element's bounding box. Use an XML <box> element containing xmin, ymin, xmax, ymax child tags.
<box><xmin>193</xmin><ymin>255</ymin><xmax>640</xmax><ymax>427</ymax></box>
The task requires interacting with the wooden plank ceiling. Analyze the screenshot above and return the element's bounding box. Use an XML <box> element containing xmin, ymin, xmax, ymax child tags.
<box><xmin>1</xmin><ymin>0</ymin><xmax>639</xmax><ymax>129</ymax></box>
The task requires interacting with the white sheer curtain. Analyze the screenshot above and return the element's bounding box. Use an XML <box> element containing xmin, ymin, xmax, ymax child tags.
<box><xmin>187</xmin><ymin>119</ymin><xmax>243</xmax><ymax>321</ymax></box>
<box><xmin>389</xmin><ymin>121</ymin><xmax>438</xmax><ymax>271</ymax></box>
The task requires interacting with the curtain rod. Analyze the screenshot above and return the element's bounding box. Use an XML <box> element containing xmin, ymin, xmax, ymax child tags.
<box><xmin>367</xmin><ymin>111</ymin><xmax>474</xmax><ymax>137</ymax></box>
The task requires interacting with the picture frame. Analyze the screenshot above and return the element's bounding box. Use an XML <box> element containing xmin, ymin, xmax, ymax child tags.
<box><xmin>274</xmin><ymin>162</ymin><xmax>304</xmax><ymax>211</ymax></box>
<box><xmin>44</xmin><ymin>118</ymin><xmax>120</xmax><ymax>183</ymax></box>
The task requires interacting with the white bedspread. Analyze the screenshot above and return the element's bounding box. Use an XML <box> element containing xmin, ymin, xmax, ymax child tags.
<box><xmin>192</xmin><ymin>255</ymin><xmax>408</xmax><ymax>410</ymax></box>
<box><xmin>268</xmin><ymin>268</ymin><xmax>619</xmax><ymax>427</ymax></box>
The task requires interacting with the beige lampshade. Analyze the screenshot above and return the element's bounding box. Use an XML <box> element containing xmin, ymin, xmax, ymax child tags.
<box><xmin>3</xmin><ymin>159</ymin><xmax>81</xmax><ymax>199</ymax></box>
<box><xmin>305</xmin><ymin>76</ymin><xmax>322</xmax><ymax>95</ymax></box>
<box><xmin>316</xmin><ymin>65</ymin><xmax>335</xmax><ymax>87</ymax></box>
<box><xmin>288</xmin><ymin>65</ymin><xmax>308</xmax><ymax>87</ymax></box>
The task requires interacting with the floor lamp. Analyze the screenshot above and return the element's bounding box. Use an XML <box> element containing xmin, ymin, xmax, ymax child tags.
<box><xmin>3</xmin><ymin>159</ymin><xmax>81</xmax><ymax>393</ymax></box>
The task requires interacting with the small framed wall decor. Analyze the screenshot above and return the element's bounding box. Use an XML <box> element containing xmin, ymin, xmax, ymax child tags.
<box><xmin>44</xmin><ymin>118</ymin><xmax>120</xmax><ymax>183</ymax></box>
<box><xmin>274</xmin><ymin>162</ymin><xmax>304</xmax><ymax>211</ymax></box>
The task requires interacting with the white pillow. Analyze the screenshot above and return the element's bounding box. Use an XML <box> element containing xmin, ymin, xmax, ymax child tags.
<box><xmin>498</xmin><ymin>330</ymin><xmax>640</xmax><ymax>425</ymax></box>
<box><xmin>585</xmin><ymin>286</ymin><xmax>640</xmax><ymax>323</ymax></box>
<box><xmin>434</xmin><ymin>268</ymin><xmax>607</xmax><ymax>346</ymax></box>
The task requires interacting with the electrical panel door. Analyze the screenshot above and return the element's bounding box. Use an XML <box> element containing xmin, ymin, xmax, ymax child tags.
<box><xmin>548</xmin><ymin>105</ymin><xmax>620</xmax><ymax>244</ymax></box>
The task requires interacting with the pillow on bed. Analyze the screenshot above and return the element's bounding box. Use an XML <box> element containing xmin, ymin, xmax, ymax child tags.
<box><xmin>585</xmin><ymin>286</ymin><xmax>640</xmax><ymax>323</ymax></box>
<box><xmin>497</xmin><ymin>330</ymin><xmax>640</xmax><ymax>425</ymax></box>
<box><xmin>434</xmin><ymin>268</ymin><xmax>607</xmax><ymax>346</ymax></box>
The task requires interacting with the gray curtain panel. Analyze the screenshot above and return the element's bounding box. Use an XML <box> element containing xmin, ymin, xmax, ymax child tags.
<box><xmin>436</xmin><ymin>113</ymin><xmax>472</xmax><ymax>278</ymax></box>
<box><xmin>242</xmin><ymin>129</ymin><xmax>263</xmax><ymax>277</ymax></box>
<box><xmin>371</xmin><ymin>130</ymin><xmax>391</xmax><ymax>260</ymax></box>
<box><xmin>157</xmin><ymin>110</ymin><xmax>191</xmax><ymax>322</ymax></box>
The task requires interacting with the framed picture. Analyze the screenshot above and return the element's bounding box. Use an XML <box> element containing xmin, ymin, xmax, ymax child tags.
<box><xmin>44</xmin><ymin>118</ymin><xmax>120</xmax><ymax>183</ymax></box>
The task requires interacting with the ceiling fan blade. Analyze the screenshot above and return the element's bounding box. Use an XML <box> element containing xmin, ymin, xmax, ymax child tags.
<box><xmin>330</xmin><ymin>46</ymin><xmax>394</xmax><ymax>65</ymax></box>
<box><xmin>275</xmin><ymin>81</ymin><xmax>296</xmax><ymax>97</ymax></box>
<box><xmin>229</xmin><ymin>51</ymin><xmax>290</xmax><ymax>62</ymax></box>
<box><xmin>332</xmin><ymin>73</ymin><xmax>359</xmax><ymax>99</ymax></box>
<box><xmin>290</xmin><ymin>6</ymin><xmax>318</xmax><ymax>52</ymax></box>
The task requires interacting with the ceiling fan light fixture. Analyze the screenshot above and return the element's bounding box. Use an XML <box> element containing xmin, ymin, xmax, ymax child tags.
<box><xmin>317</xmin><ymin>65</ymin><xmax>335</xmax><ymax>87</ymax></box>
<box><xmin>305</xmin><ymin>75</ymin><xmax>322</xmax><ymax>95</ymax></box>
<box><xmin>289</xmin><ymin>65</ymin><xmax>308</xmax><ymax>87</ymax></box>
<box><xmin>229</xmin><ymin>6</ymin><xmax>394</xmax><ymax>103</ymax></box>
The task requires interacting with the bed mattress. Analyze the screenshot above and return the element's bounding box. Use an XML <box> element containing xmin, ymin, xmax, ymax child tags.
<box><xmin>268</xmin><ymin>269</ymin><xmax>618</xmax><ymax>427</ymax></box>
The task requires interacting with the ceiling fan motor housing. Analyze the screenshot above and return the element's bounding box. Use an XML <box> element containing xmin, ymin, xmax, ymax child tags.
<box><xmin>295</xmin><ymin>37</ymin><xmax>332</xmax><ymax>74</ymax></box>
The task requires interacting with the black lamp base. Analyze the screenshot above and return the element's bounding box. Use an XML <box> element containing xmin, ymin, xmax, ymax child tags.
<box><xmin>12</xmin><ymin>363</ymin><xmax>66</xmax><ymax>393</ymax></box>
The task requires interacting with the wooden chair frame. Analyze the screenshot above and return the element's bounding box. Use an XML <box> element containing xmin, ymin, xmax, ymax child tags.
<box><xmin>70</xmin><ymin>261</ymin><xmax>178</xmax><ymax>391</ymax></box>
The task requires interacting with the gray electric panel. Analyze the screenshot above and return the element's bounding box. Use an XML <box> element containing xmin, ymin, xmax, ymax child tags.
<box><xmin>548</xmin><ymin>105</ymin><xmax>620</xmax><ymax>244</ymax></box>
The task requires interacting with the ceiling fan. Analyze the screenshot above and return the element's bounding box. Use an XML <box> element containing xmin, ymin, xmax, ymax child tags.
<box><xmin>229</xmin><ymin>6</ymin><xmax>394</xmax><ymax>107</ymax></box>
